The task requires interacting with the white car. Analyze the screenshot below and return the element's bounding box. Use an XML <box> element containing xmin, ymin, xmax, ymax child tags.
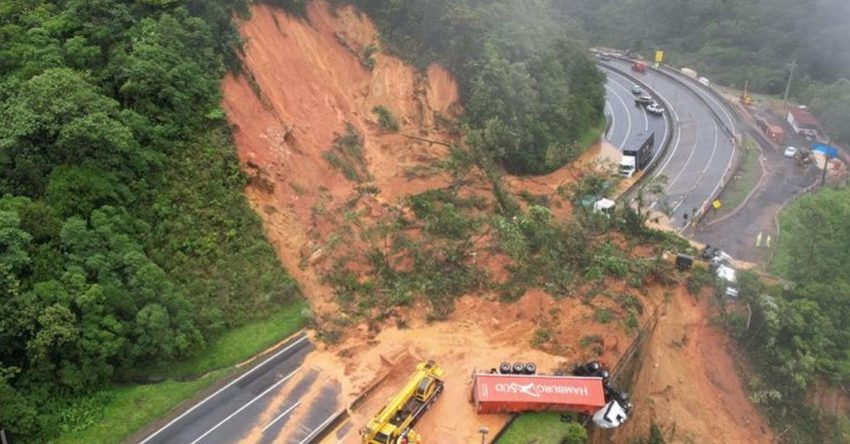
<box><xmin>646</xmin><ymin>103</ymin><xmax>664</xmax><ymax>115</ymax></box>
<box><xmin>784</xmin><ymin>146</ymin><xmax>798</xmax><ymax>157</ymax></box>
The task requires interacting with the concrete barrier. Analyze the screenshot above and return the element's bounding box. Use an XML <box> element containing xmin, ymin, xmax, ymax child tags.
<box><xmin>598</xmin><ymin>62</ymin><xmax>675</xmax><ymax>202</ymax></box>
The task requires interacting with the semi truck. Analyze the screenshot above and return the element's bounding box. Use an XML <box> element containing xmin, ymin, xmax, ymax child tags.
<box><xmin>471</xmin><ymin>360</ymin><xmax>632</xmax><ymax>429</ymax></box>
<box><xmin>619</xmin><ymin>131</ymin><xmax>655</xmax><ymax>178</ymax></box>
<box><xmin>361</xmin><ymin>361</ymin><xmax>444</xmax><ymax>444</ymax></box>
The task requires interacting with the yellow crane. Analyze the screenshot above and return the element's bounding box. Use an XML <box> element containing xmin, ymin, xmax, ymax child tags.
<box><xmin>361</xmin><ymin>361</ymin><xmax>445</xmax><ymax>444</ymax></box>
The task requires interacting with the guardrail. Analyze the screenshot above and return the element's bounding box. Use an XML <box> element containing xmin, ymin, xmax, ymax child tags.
<box><xmin>601</xmin><ymin>53</ymin><xmax>745</xmax><ymax>227</ymax></box>
<box><xmin>597</xmin><ymin>63</ymin><xmax>675</xmax><ymax>201</ymax></box>
<box><xmin>652</xmin><ymin>65</ymin><xmax>746</xmax><ymax>227</ymax></box>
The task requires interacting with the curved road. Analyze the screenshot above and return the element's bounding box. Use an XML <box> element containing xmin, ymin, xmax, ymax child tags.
<box><xmin>603</xmin><ymin>67</ymin><xmax>669</xmax><ymax>169</ymax></box>
<box><xmin>601</xmin><ymin>60</ymin><xmax>738</xmax><ymax>229</ymax></box>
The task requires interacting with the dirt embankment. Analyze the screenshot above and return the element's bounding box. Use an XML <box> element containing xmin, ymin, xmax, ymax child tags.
<box><xmin>221</xmin><ymin>1</ymin><xmax>774</xmax><ymax>442</ymax></box>
<box><xmin>611</xmin><ymin>287</ymin><xmax>776</xmax><ymax>444</ymax></box>
<box><xmin>222</xmin><ymin>0</ymin><xmax>460</xmax><ymax>317</ymax></box>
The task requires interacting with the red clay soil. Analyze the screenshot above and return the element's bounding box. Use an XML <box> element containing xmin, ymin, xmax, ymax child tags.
<box><xmin>313</xmin><ymin>287</ymin><xmax>658</xmax><ymax>443</ymax></box>
<box><xmin>222</xmin><ymin>0</ymin><xmax>459</xmax><ymax>316</ymax></box>
<box><xmin>221</xmin><ymin>1</ymin><xmax>774</xmax><ymax>442</ymax></box>
<box><xmin>610</xmin><ymin>287</ymin><xmax>776</xmax><ymax>444</ymax></box>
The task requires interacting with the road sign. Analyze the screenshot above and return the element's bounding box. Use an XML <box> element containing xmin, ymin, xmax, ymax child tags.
<box><xmin>655</xmin><ymin>50</ymin><xmax>664</xmax><ymax>64</ymax></box>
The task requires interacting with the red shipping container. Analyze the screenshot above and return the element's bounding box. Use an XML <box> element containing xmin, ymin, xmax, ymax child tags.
<box><xmin>472</xmin><ymin>374</ymin><xmax>606</xmax><ymax>415</ymax></box>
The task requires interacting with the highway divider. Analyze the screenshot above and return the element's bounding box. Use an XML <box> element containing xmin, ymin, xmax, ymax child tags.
<box><xmin>597</xmin><ymin>62</ymin><xmax>675</xmax><ymax>202</ymax></box>
<box><xmin>602</xmin><ymin>53</ymin><xmax>745</xmax><ymax>226</ymax></box>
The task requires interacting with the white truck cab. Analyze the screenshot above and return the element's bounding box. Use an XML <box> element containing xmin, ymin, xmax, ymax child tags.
<box><xmin>592</xmin><ymin>400</ymin><xmax>629</xmax><ymax>429</ymax></box>
<box><xmin>619</xmin><ymin>155</ymin><xmax>636</xmax><ymax>177</ymax></box>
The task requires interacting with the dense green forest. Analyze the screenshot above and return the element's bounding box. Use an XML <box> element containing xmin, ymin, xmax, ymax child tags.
<box><xmin>721</xmin><ymin>187</ymin><xmax>850</xmax><ymax>443</ymax></box>
<box><xmin>560</xmin><ymin>0</ymin><xmax>850</xmax><ymax>143</ymax></box>
<box><xmin>0</xmin><ymin>0</ymin><xmax>606</xmax><ymax>440</ymax></box>
<box><xmin>0</xmin><ymin>1</ymin><xmax>305</xmax><ymax>441</ymax></box>
<box><xmin>335</xmin><ymin>0</ymin><xmax>606</xmax><ymax>175</ymax></box>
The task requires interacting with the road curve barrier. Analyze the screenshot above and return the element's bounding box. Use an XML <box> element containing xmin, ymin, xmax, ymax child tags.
<box><xmin>597</xmin><ymin>62</ymin><xmax>675</xmax><ymax>202</ymax></box>
<box><xmin>600</xmin><ymin>52</ymin><xmax>745</xmax><ymax>225</ymax></box>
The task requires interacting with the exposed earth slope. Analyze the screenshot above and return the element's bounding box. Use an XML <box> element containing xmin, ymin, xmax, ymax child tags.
<box><xmin>220</xmin><ymin>2</ymin><xmax>774</xmax><ymax>442</ymax></box>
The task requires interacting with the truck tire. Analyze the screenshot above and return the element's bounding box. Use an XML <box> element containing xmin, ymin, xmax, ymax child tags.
<box><xmin>499</xmin><ymin>362</ymin><xmax>512</xmax><ymax>374</ymax></box>
<box><xmin>524</xmin><ymin>362</ymin><xmax>537</xmax><ymax>375</ymax></box>
<box><xmin>513</xmin><ymin>362</ymin><xmax>525</xmax><ymax>374</ymax></box>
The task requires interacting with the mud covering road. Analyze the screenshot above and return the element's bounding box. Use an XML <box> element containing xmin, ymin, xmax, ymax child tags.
<box><xmin>138</xmin><ymin>333</ymin><xmax>343</xmax><ymax>444</ymax></box>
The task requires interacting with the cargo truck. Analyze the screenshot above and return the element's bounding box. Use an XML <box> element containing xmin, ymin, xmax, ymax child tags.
<box><xmin>619</xmin><ymin>131</ymin><xmax>655</xmax><ymax>178</ymax></box>
<box><xmin>472</xmin><ymin>360</ymin><xmax>632</xmax><ymax>429</ymax></box>
<box><xmin>471</xmin><ymin>373</ymin><xmax>606</xmax><ymax>415</ymax></box>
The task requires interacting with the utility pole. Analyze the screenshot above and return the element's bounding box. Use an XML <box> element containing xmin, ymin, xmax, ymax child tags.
<box><xmin>782</xmin><ymin>59</ymin><xmax>797</xmax><ymax>113</ymax></box>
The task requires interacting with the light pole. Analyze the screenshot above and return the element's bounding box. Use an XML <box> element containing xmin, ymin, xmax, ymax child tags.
<box><xmin>782</xmin><ymin>59</ymin><xmax>797</xmax><ymax>113</ymax></box>
<box><xmin>478</xmin><ymin>426</ymin><xmax>490</xmax><ymax>444</ymax></box>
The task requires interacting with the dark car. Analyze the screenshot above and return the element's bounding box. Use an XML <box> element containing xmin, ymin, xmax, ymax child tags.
<box><xmin>635</xmin><ymin>94</ymin><xmax>653</xmax><ymax>106</ymax></box>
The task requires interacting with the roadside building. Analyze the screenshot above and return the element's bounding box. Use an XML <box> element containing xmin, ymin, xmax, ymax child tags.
<box><xmin>787</xmin><ymin>107</ymin><xmax>820</xmax><ymax>138</ymax></box>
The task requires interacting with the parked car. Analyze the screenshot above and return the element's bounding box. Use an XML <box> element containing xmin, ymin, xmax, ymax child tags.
<box><xmin>635</xmin><ymin>94</ymin><xmax>653</xmax><ymax>106</ymax></box>
<box><xmin>631</xmin><ymin>85</ymin><xmax>643</xmax><ymax>95</ymax></box>
<box><xmin>646</xmin><ymin>103</ymin><xmax>665</xmax><ymax>115</ymax></box>
<box><xmin>784</xmin><ymin>146</ymin><xmax>798</xmax><ymax>158</ymax></box>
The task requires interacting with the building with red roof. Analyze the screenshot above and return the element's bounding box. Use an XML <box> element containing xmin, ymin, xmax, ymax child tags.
<box><xmin>787</xmin><ymin>106</ymin><xmax>821</xmax><ymax>138</ymax></box>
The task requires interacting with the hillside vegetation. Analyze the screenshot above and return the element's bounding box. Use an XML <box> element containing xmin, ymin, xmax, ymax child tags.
<box><xmin>336</xmin><ymin>0</ymin><xmax>605</xmax><ymax>175</ymax></box>
<box><xmin>709</xmin><ymin>186</ymin><xmax>850</xmax><ymax>443</ymax></box>
<box><xmin>0</xmin><ymin>0</ymin><xmax>611</xmax><ymax>440</ymax></box>
<box><xmin>562</xmin><ymin>0</ymin><xmax>850</xmax><ymax>143</ymax></box>
<box><xmin>0</xmin><ymin>1</ymin><xmax>305</xmax><ymax>441</ymax></box>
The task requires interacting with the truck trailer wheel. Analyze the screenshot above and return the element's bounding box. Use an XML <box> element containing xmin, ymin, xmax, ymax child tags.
<box><xmin>513</xmin><ymin>362</ymin><xmax>525</xmax><ymax>374</ymax></box>
<box><xmin>499</xmin><ymin>362</ymin><xmax>512</xmax><ymax>374</ymax></box>
<box><xmin>524</xmin><ymin>362</ymin><xmax>537</xmax><ymax>374</ymax></box>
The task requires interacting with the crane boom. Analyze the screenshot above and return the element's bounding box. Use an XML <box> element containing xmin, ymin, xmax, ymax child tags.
<box><xmin>361</xmin><ymin>361</ymin><xmax>444</xmax><ymax>444</ymax></box>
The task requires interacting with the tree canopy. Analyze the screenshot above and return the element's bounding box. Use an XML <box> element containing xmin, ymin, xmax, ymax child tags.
<box><xmin>559</xmin><ymin>0</ymin><xmax>850</xmax><ymax>142</ymax></box>
<box><xmin>337</xmin><ymin>0</ymin><xmax>606</xmax><ymax>175</ymax></box>
<box><xmin>0</xmin><ymin>1</ymin><xmax>301</xmax><ymax>441</ymax></box>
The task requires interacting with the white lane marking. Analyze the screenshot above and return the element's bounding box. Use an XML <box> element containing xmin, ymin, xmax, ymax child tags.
<box><xmin>262</xmin><ymin>400</ymin><xmax>302</xmax><ymax>433</ymax></box>
<box><xmin>649</xmin><ymin>103</ymin><xmax>672</xmax><ymax>169</ymax></box>
<box><xmin>297</xmin><ymin>411</ymin><xmax>341</xmax><ymax>444</ymax></box>
<box><xmin>602</xmin><ymin>68</ymin><xmax>675</xmax><ymax>173</ymax></box>
<box><xmin>188</xmin><ymin>368</ymin><xmax>301</xmax><ymax>444</ymax></box>
<box><xmin>606</xmin><ymin>73</ymin><xmax>649</xmax><ymax>132</ymax></box>
<box><xmin>140</xmin><ymin>335</ymin><xmax>309</xmax><ymax>444</ymax></box>
<box><xmin>605</xmin><ymin>83</ymin><xmax>633</xmax><ymax>147</ymax></box>
<box><xmin>697</xmin><ymin>84</ymin><xmax>736</xmax><ymax>132</ymax></box>
<box><xmin>689</xmin><ymin>119</ymin><xmax>721</xmax><ymax>193</ymax></box>
<box><xmin>681</xmin><ymin>122</ymin><xmax>738</xmax><ymax>233</ymax></box>
<box><xmin>604</xmin><ymin>102</ymin><xmax>616</xmax><ymax>140</ymax></box>
<box><xmin>665</xmin><ymin>116</ymin><xmax>700</xmax><ymax>191</ymax></box>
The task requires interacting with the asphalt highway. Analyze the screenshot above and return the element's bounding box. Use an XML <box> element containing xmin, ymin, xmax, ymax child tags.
<box><xmin>602</xmin><ymin>66</ymin><xmax>669</xmax><ymax>169</ymax></box>
<box><xmin>137</xmin><ymin>332</ymin><xmax>341</xmax><ymax>444</ymax></box>
<box><xmin>601</xmin><ymin>60</ymin><xmax>738</xmax><ymax>229</ymax></box>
